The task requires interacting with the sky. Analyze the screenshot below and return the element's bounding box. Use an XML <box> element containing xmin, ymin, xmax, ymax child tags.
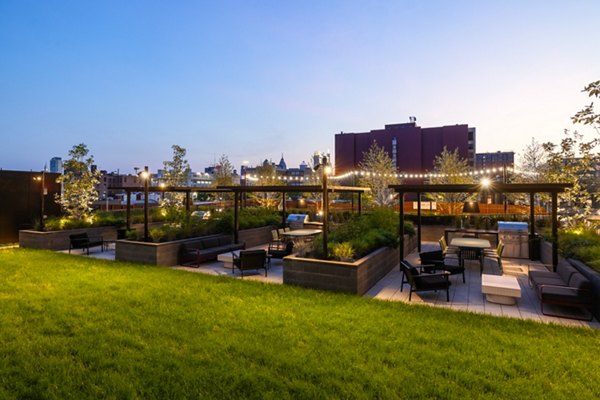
<box><xmin>1</xmin><ymin>0</ymin><xmax>598</xmax><ymax>175</ymax></box>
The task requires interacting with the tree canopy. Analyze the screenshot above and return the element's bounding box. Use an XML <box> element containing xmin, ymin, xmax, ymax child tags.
<box><xmin>55</xmin><ymin>143</ymin><xmax>101</xmax><ymax>220</ymax></box>
<box><xmin>358</xmin><ymin>142</ymin><xmax>399</xmax><ymax>207</ymax></box>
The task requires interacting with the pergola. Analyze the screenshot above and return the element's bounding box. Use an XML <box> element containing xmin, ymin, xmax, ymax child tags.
<box><xmin>112</xmin><ymin>186</ymin><xmax>232</xmax><ymax>231</ymax></box>
<box><xmin>217</xmin><ymin>185</ymin><xmax>370</xmax><ymax>245</ymax></box>
<box><xmin>113</xmin><ymin>184</ymin><xmax>369</xmax><ymax>251</ymax></box>
<box><xmin>389</xmin><ymin>183</ymin><xmax>573</xmax><ymax>271</ymax></box>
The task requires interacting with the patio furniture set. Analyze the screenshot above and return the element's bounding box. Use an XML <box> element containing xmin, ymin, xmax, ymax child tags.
<box><xmin>217</xmin><ymin>226</ymin><xmax>323</xmax><ymax>278</ymax></box>
<box><xmin>401</xmin><ymin>234</ymin><xmax>521</xmax><ymax>306</ymax></box>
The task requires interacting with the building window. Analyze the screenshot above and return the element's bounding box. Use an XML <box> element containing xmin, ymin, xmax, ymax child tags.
<box><xmin>392</xmin><ymin>137</ymin><xmax>397</xmax><ymax>168</ymax></box>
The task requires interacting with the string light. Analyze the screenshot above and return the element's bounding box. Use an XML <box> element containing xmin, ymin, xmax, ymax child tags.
<box><xmin>241</xmin><ymin>166</ymin><xmax>514</xmax><ymax>183</ymax></box>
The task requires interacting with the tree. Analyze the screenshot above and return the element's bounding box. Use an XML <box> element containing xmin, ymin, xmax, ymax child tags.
<box><xmin>55</xmin><ymin>143</ymin><xmax>101</xmax><ymax>220</ymax></box>
<box><xmin>512</xmin><ymin>138</ymin><xmax>548</xmax><ymax>206</ymax></box>
<box><xmin>252</xmin><ymin>160</ymin><xmax>283</xmax><ymax>209</ymax></box>
<box><xmin>572</xmin><ymin>80</ymin><xmax>600</xmax><ymax>129</ymax></box>
<box><xmin>428</xmin><ymin>147</ymin><xmax>474</xmax><ymax>214</ymax></box>
<box><xmin>212</xmin><ymin>154</ymin><xmax>234</xmax><ymax>187</ymax></box>
<box><xmin>160</xmin><ymin>145</ymin><xmax>190</xmax><ymax>213</ymax></box>
<box><xmin>544</xmin><ymin>130</ymin><xmax>599</xmax><ymax>228</ymax></box>
<box><xmin>517</xmin><ymin>138</ymin><xmax>547</xmax><ymax>182</ymax></box>
<box><xmin>541</xmin><ymin>80</ymin><xmax>600</xmax><ymax>229</ymax></box>
<box><xmin>358</xmin><ymin>142</ymin><xmax>399</xmax><ymax>207</ymax></box>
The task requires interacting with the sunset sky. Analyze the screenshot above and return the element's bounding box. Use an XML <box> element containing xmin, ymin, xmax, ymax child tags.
<box><xmin>1</xmin><ymin>0</ymin><xmax>598</xmax><ymax>174</ymax></box>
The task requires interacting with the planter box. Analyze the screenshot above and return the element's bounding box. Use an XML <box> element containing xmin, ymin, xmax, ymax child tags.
<box><xmin>116</xmin><ymin>237</ymin><xmax>195</xmax><ymax>266</ymax></box>
<box><xmin>115</xmin><ymin>226</ymin><xmax>274</xmax><ymax>266</ymax></box>
<box><xmin>283</xmin><ymin>235</ymin><xmax>417</xmax><ymax>295</ymax></box>
<box><xmin>19</xmin><ymin>226</ymin><xmax>118</xmax><ymax>251</ymax></box>
<box><xmin>238</xmin><ymin>226</ymin><xmax>273</xmax><ymax>248</ymax></box>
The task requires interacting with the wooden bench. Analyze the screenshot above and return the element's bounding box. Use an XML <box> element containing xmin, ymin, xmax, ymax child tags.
<box><xmin>69</xmin><ymin>233</ymin><xmax>104</xmax><ymax>255</ymax></box>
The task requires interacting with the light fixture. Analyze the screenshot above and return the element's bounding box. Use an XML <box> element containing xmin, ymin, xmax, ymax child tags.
<box><xmin>481</xmin><ymin>177</ymin><xmax>491</xmax><ymax>188</ymax></box>
<box><xmin>462</xmin><ymin>201</ymin><xmax>480</xmax><ymax>213</ymax></box>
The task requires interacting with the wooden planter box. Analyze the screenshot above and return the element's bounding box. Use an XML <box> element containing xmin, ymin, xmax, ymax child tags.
<box><xmin>19</xmin><ymin>226</ymin><xmax>118</xmax><ymax>251</ymax></box>
<box><xmin>283</xmin><ymin>235</ymin><xmax>417</xmax><ymax>295</ymax></box>
<box><xmin>115</xmin><ymin>225</ymin><xmax>273</xmax><ymax>266</ymax></box>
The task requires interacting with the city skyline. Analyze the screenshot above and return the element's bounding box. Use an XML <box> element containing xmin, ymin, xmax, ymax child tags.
<box><xmin>1</xmin><ymin>1</ymin><xmax>598</xmax><ymax>174</ymax></box>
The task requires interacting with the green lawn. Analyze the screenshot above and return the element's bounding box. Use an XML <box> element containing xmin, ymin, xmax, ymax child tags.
<box><xmin>1</xmin><ymin>249</ymin><xmax>599</xmax><ymax>399</ymax></box>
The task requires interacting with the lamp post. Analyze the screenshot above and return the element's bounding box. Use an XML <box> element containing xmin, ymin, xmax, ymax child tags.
<box><xmin>141</xmin><ymin>166</ymin><xmax>149</xmax><ymax>242</ymax></box>
<box><xmin>321</xmin><ymin>156</ymin><xmax>332</xmax><ymax>258</ymax></box>
<box><xmin>34</xmin><ymin>170</ymin><xmax>46</xmax><ymax>231</ymax></box>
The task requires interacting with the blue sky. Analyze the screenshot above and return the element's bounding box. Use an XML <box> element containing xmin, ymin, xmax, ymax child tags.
<box><xmin>1</xmin><ymin>0</ymin><xmax>598</xmax><ymax>174</ymax></box>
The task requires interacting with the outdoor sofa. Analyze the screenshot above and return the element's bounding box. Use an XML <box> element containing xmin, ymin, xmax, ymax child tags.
<box><xmin>529</xmin><ymin>260</ymin><xmax>594</xmax><ymax>320</ymax></box>
<box><xmin>180</xmin><ymin>235</ymin><xmax>245</xmax><ymax>267</ymax></box>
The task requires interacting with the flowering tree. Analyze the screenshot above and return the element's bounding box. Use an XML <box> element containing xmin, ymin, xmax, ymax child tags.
<box><xmin>55</xmin><ymin>143</ymin><xmax>101</xmax><ymax>220</ymax></box>
<box><xmin>160</xmin><ymin>145</ymin><xmax>190</xmax><ymax>213</ymax></box>
<box><xmin>358</xmin><ymin>142</ymin><xmax>399</xmax><ymax>207</ymax></box>
<box><xmin>428</xmin><ymin>147</ymin><xmax>474</xmax><ymax>214</ymax></box>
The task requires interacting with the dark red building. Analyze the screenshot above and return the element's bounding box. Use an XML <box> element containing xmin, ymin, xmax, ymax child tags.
<box><xmin>334</xmin><ymin>122</ymin><xmax>476</xmax><ymax>174</ymax></box>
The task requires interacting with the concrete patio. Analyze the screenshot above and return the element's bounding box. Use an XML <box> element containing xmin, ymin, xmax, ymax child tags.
<box><xmin>78</xmin><ymin>241</ymin><xmax>599</xmax><ymax>329</ymax></box>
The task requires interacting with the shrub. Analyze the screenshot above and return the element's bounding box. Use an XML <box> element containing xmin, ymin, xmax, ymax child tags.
<box><xmin>331</xmin><ymin>242</ymin><xmax>354</xmax><ymax>261</ymax></box>
<box><xmin>558</xmin><ymin>228</ymin><xmax>600</xmax><ymax>271</ymax></box>
<box><xmin>327</xmin><ymin>206</ymin><xmax>413</xmax><ymax>260</ymax></box>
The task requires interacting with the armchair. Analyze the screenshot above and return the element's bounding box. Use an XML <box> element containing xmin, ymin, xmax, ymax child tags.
<box><xmin>419</xmin><ymin>250</ymin><xmax>465</xmax><ymax>283</ymax></box>
<box><xmin>232</xmin><ymin>250</ymin><xmax>268</xmax><ymax>278</ymax></box>
<box><xmin>400</xmin><ymin>260</ymin><xmax>451</xmax><ymax>302</ymax></box>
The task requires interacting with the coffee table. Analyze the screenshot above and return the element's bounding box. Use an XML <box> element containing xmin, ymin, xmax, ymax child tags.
<box><xmin>481</xmin><ymin>274</ymin><xmax>521</xmax><ymax>305</ymax></box>
<box><xmin>217</xmin><ymin>250</ymin><xmax>241</xmax><ymax>270</ymax></box>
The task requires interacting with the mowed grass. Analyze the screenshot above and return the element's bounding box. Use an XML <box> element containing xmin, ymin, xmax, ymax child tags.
<box><xmin>1</xmin><ymin>249</ymin><xmax>599</xmax><ymax>399</ymax></box>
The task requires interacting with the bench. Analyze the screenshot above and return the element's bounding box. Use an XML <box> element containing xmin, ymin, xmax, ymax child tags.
<box><xmin>69</xmin><ymin>233</ymin><xmax>104</xmax><ymax>255</ymax></box>
<box><xmin>529</xmin><ymin>261</ymin><xmax>594</xmax><ymax>320</ymax></box>
<box><xmin>180</xmin><ymin>235</ymin><xmax>245</xmax><ymax>267</ymax></box>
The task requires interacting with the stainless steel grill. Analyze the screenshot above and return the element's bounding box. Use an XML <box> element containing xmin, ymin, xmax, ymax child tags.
<box><xmin>498</xmin><ymin>221</ymin><xmax>529</xmax><ymax>258</ymax></box>
<box><xmin>286</xmin><ymin>214</ymin><xmax>309</xmax><ymax>230</ymax></box>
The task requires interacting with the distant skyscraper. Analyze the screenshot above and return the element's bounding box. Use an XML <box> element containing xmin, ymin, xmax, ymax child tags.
<box><xmin>49</xmin><ymin>157</ymin><xmax>63</xmax><ymax>173</ymax></box>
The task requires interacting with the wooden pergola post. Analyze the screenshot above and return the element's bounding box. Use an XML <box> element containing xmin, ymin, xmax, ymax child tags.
<box><xmin>552</xmin><ymin>191</ymin><xmax>558</xmax><ymax>272</ymax></box>
<box><xmin>399</xmin><ymin>192</ymin><xmax>405</xmax><ymax>264</ymax></box>
<box><xmin>234</xmin><ymin>191</ymin><xmax>240</xmax><ymax>244</ymax></box>
<box><xmin>126</xmin><ymin>189</ymin><xmax>131</xmax><ymax>230</ymax></box>
<box><xmin>282</xmin><ymin>191</ymin><xmax>286</xmax><ymax>228</ymax></box>
<box><xmin>417</xmin><ymin>192</ymin><xmax>422</xmax><ymax>253</ymax></box>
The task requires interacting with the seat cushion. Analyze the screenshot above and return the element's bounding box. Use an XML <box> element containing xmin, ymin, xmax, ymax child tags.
<box><xmin>218</xmin><ymin>236</ymin><xmax>232</xmax><ymax>246</ymax></box>
<box><xmin>532</xmin><ymin>276</ymin><xmax>568</xmax><ymax>288</ymax></box>
<box><xmin>540</xmin><ymin>285</ymin><xmax>593</xmax><ymax>305</ymax></box>
<box><xmin>415</xmin><ymin>275</ymin><xmax>449</xmax><ymax>290</ymax></box>
<box><xmin>203</xmin><ymin>237</ymin><xmax>219</xmax><ymax>248</ymax></box>
<box><xmin>568</xmin><ymin>273</ymin><xmax>592</xmax><ymax>291</ymax></box>
<box><xmin>557</xmin><ymin>264</ymin><xmax>578</xmax><ymax>283</ymax></box>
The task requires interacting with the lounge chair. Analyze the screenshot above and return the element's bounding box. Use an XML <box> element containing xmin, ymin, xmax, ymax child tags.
<box><xmin>232</xmin><ymin>250</ymin><xmax>268</xmax><ymax>278</ymax></box>
<box><xmin>400</xmin><ymin>260</ymin><xmax>451</xmax><ymax>302</ymax></box>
